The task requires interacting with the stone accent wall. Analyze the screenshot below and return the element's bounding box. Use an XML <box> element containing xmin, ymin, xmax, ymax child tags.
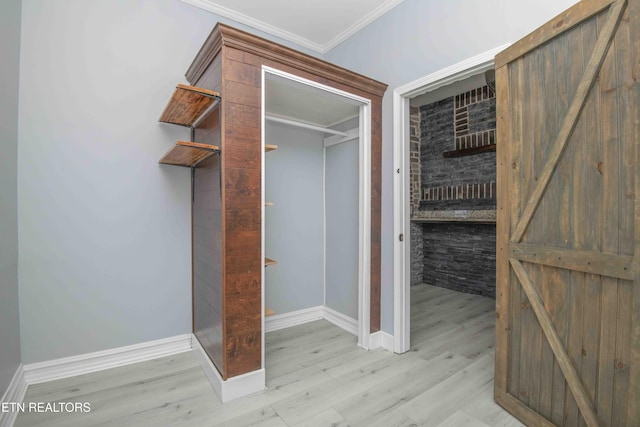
<box><xmin>410</xmin><ymin>222</ymin><xmax>424</xmax><ymax>286</ymax></box>
<box><xmin>420</xmin><ymin>222</ymin><xmax>496</xmax><ymax>297</ymax></box>
<box><xmin>411</xmin><ymin>84</ymin><xmax>497</xmax><ymax>297</ymax></box>
<box><xmin>409</xmin><ymin>107</ymin><xmax>421</xmax><ymax>216</ymax></box>
<box><xmin>418</xmin><ymin>86</ymin><xmax>496</xmax><ymax>212</ymax></box>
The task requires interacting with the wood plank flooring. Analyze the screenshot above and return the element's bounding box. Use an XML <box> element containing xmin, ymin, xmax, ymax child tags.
<box><xmin>14</xmin><ymin>285</ymin><xmax>523</xmax><ymax>426</ymax></box>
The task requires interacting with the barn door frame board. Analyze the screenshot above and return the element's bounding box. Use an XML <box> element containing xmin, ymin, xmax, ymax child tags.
<box><xmin>391</xmin><ymin>44</ymin><xmax>509</xmax><ymax>354</ymax></box>
<box><xmin>260</xmin><ymin>66</ymin><xmax>373</xmax><ymax>356</ymax></box>
<box><xmin>495</xmin><ymin>0</ymin><xmax>639</xmax><ymax>425</ymax></box>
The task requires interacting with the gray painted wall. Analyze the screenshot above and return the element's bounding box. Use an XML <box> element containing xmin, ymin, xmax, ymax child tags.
<box><xmin>16</xmin><ymin>0</ymin><xmax>318</xmax><ymax>365</ymax></box>
<box><xmin>265</xmin><ymin>122</ymin><xmax>324</xmax><ymax>314</ymax></box>
<box><xmin>12</xmin><ymin>0</ymin><xmax>583</xmax><ymax>364</ymax></box>
<box><xmin>0</xmin><ymin>0</ymin><xmax>22</xmax><ymax>395</ymax></box>
<box><xmin>325</xmin><ymin>140</ymin><xmax>359</xmax><ymax>319</ymax></box>
<box><xmin>325</xmin><ymin>0</ymin><xmax>580</xmax><ymax>333</ymax></box>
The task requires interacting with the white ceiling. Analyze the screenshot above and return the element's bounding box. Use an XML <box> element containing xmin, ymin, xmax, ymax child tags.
<box><xmin>181</xmin><ymin>0</ymin><xmax>405</xmax><ymax>53</ymax></box>
<box><xmin>265</xmin><ymin>73</ymin><xmax>361</xmax><ymax>129</ymax></box>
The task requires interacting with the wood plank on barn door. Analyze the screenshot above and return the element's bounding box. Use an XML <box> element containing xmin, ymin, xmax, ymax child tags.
<box><xmin>495</xmin><ymin>0</ymin><xmax>638</xmax><ymax>426</ymax></box>
<box><xmin>627</xmin><ymin>0</ymin><xmax>640</xmax><ymax>423</ymax></box>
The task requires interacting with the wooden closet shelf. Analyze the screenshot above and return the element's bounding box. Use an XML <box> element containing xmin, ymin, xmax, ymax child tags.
<box><xmin>264</xmin><ymin>257</ymin><xmax>277</xmax><ymax>267</ymax></box>
<box><xmin>265</xmin><ymin>144</ymin><xmax>278</xmax><ymax>152</ymax></box>
<box><xmin>159</xmin><ymin>84</ymin><xmax>221</xmax><ymax>127</ymax></box>
<box><xmin>159</xmin><ymin>141</ymin><xmax>220</xmax><ymax>167</ymax></box>
<box><xmin>265</xmin><ymin>308</ymin><xmax>276</xmax><ymax>317</ymax></box>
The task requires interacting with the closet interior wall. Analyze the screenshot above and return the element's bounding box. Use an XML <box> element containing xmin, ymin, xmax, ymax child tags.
<box><xmin>264</xmin><ymin>122</ymin><xmax>325</xmax><ymax>315</ymax></box>
<box><xmin>264</xmin><ymin>118</ymin><xmax>360</xmax><ymax>322</ymax></box>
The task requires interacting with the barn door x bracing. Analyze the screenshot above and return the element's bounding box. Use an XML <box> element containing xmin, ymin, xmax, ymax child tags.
<box><xmin>495</xmin><ymin>0</ymin><xmax>640</xmax><ymax>426</ymax></box>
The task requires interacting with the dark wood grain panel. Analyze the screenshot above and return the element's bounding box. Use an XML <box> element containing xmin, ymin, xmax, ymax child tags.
<box><xmin>223</xmin><ymin>80</ymin><xmax>261</xmax><ymax>108</ymax></box>
<box><xmin>225</xmin><ymin>230</ymin><xmax>260</xmax><ymax>257</ymax></box>
<box><xmin>196</xmin><ymin>54</ymin><xmax>222</xmax><ymax>93</ymax></box>
<box><xmin>221</xmin><ymin>55</ymin><xmax>262</xmax><ymax>380</ymax></box>
<box><xmin>224</xmin><ymin>143</ymin><xmax>261</xmax><ymax>170</ymax></box>
<box><xmin>225</xmin><ymin>122</ymin><xmax>261</xmax><ymax>145</ymax></box>
<box><xmin>369</xmin><ymin>98</ymin><xmax>382</xmax><ymax>333</ymax></box>
<box><xmin>225</xmin><ymin>168</ymin><xmax>261</xmax><ymax>210</ymax></box>
<box><xmin>225</xmin><ymin>167</ymin><xmax>260</xmax><ymax>191</ymax></box>
<box><xmin>225</xmin><ymin>272</ymin><xmax>261</xmax><ymax>295</ymax></box>
<box><xmin>192</xmin><ymin>154</ymin><xmax>225</xmax><ymax>378</ymax></box>
<box><xmin>224</xmin><ymin>46</ymin><xmax>244</xmax><ymax>62</ymax></box>
<box><xmin>225</xmin><ymin>254</ymin><xmax>262</xmax><ymax>275</ymax></box>
<box><xmin>225</xmin><ymin>293</ymin><xmax>261</xmax><ymax>336</ymax></box>
<box><xmin>225</xmin><ymin>332</ymin><xmax>262</xmax><ymax>378</ymax></box>
<box><xmin>225</xmin><ymin>102</ymin><xmax>260</xmax><ymax>129</ymax></box>
<box><xmin>224</xmin><ymin>209</ymin><xmax>260</xmax><ymax>232</ymax></box>
<box><xmin>198</xmin><ymin>105</ymin><xmax>221</xmax><ymax>132</ymax></box>
<box><xmin>223</xmin><ymin>57</ymin><xmax>261</xmax><ymax>86</ymax></box>
<box><xmin>225</xmin><ymin>189</ymin><xmax>261</xmax><ymax>210</ymax></box>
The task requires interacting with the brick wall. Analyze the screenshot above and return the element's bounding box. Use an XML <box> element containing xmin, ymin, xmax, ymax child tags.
<box><xmin>411</xmin><ymin>84</ymin><xmax>497</xmax><ymax>297</ymax></box>
<box><xmin>418</xmin><ymin>86</ymin><xmax>496</xmax><ymax>211</ymax></box>
<box><xmin>409</xmin><ymin>107</ymin><xmax>421</xmax><ymax>216</ymax></box>
<box><xmin>410</xmin><ymin>222</ymin><xmax>424</xmax><ymax>286</ymax></box>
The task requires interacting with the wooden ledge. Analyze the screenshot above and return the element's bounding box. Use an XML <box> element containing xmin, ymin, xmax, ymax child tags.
<box><xmin>159</xmin><ymin>141</ymin><xmax>219</xmax><ymax>167</ymax></box>
<box><xmin>159</xmin><ymin>84</ymin><xmax>220</xmax><ymax>127</ymax></box>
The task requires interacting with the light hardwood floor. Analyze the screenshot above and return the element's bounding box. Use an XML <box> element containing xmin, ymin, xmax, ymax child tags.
<box><xmin>14</xmin><ymin>285</ymin><xmax>523</xmax><ymax>426</ymax></box>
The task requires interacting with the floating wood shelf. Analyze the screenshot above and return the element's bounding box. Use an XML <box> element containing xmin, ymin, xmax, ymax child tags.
<box><xmin>159</xmin><ymin>141</ymin><xmax>219</xmax><ymax>167</ymax></box>
<box><xmin>265</xmin><ymin>308</ymin><xmax>276</xmax><ymax>317</ymax></box>
<box><xmin>265</xmin><ymin>202</ymin><xmax>274</xmax><ymax>206</ymax></box>
<box><xmin>159</xmin><ymin>84</ymin><xmax>221</xmax><ymax>127</ymax></box>
<box><xmin>265</xmin><ymin>144</ymin><xmax>278</xmax><ymax>152</ymax></box>
<box><xmin>443</xmin><ymin>143</ymin><xmax>496</xmax><ymax>158</ymax></box>
<box><xmin>264</xmin><ymin>257</ymin><xmax>277</xmax><ymax>267</ymax></box>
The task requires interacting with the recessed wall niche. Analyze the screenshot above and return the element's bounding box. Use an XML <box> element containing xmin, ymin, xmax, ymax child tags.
<box><xmin>410</xmin><ymin>82</ymin><xmax>496</xmax><ymax>297</ymax></box>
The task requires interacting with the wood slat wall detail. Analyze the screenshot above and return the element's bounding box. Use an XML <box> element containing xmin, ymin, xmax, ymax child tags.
<box><xmin>495</xmin><ymin>0</ymin><xmax>639</xmax><ymax>426</ymax></box>
<box><xmin>187</xmin><ymin>23</ymin><xmax>387</xmax><ymax>380</ymax></box>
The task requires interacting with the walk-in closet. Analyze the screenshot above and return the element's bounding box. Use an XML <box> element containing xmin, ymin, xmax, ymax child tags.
<box><xmin>157</xmin><ymin>23</ymin><xmax>386</xmax><ymax>402</ymax></box>
<box><xmin>263</xmin><ymin>71</ymin><xmax>361</xmax><ymax>332</ymax></box>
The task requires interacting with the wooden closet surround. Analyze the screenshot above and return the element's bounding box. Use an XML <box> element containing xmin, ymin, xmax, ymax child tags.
<box><xmin>161</xmin><ymin>23</ymin><xmax>387</xmax><ymax>381</ymax></box>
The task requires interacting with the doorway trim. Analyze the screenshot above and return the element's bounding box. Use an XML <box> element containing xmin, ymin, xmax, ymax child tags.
<box><xmin>261</xmin><ymin>66</ymin><xmax>372</xmax><ymax>364</ymax></box>
<box><xmin>392</xmin><ymin>44</ymin><xmax>509</xmax><ymax>354</ymax></box>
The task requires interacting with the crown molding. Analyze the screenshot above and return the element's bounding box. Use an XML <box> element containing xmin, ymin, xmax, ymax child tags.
<box><xmin>180</xmin><ymin>0</ymin><xmax>404</xmax><ymax>54</ymax></box>
<box><xmin>180</xmin><ymin>0</ymin><xmax>324</xmax><ymax>53</ymax></box>
<box><xmin>186</xmin><ymin>23</ymin><xmax>387</xmax><ymax>98</ymax></box>
<box><xmin>323</xmin><ymin>0</ymin><xmax>405</xmax><ymax>52</ymax></box>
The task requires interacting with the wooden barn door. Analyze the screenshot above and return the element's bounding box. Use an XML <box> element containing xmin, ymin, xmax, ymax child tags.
<box><xmin>495</xmin><ymin>0</ymin><xmax>639</xmax><ymax>426</ymax></box>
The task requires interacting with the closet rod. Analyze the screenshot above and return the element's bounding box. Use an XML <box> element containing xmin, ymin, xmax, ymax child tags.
<box><xmin>265</xmin><ymin>115</ymin><xmax>349</xmax><ymax>137</ymax></box>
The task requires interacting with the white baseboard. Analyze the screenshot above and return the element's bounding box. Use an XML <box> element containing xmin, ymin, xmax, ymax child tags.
<box><xmin>23</xmin><ymin>334</ymin><xmax>192</xmax><ymax>385</ymax></box>
<box><xmin>265</xmin><ymin>306</ymin><xmax>324</xmax><ymax>333</ymax></box>
<box><xmin>265</xmin><ymin>305</ymin><xmax>359</xmax><ymax>337</ymax></box>
<box><xmin>323</xmin><ymin>307</ymin><xmax>358</xmax><ymax>336</ymax></box>
<box><xmin>370</xmin><ymin>331</ymin><xmax>394</xmax><ymax>352</ymax></box>
<box><xmin>191</xmin><ymin>335</ymin><xmax>265</xmax><ymax>403</ymax></box>
<box><xmin>0</xmin><ymin>365</ymin><xmax>27</xmax><ymax>427</ymax></box>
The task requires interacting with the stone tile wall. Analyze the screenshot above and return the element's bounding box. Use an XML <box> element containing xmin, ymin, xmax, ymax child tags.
<box><xmin>411</xmin><ymin>84</ymin><xmax>497</xmax><ymax>297</ymax></box>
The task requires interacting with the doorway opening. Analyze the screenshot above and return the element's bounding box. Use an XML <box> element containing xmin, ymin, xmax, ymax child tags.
<box><xmin>261</xmin><ymin>67</ymin><xmax>373</xmax><ymax>373</ymax></box>
<box><xmin>393</xmin><ymin>45</ymin><xmax>508</xmax><ymax>353</ymax></box>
